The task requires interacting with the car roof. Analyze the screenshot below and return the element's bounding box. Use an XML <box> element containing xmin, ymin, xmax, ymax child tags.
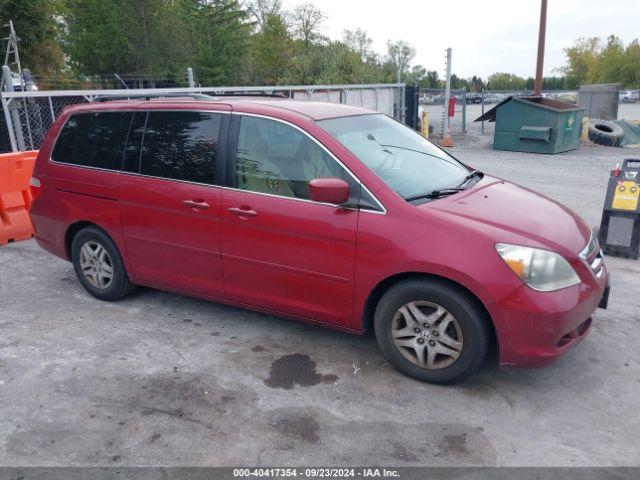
<box><xmin>230</xmin><ymin>98</ymin><xmax>371</xmax><ymax>120</ymax></box>
<box><xmin>62</xmin><ymin>96</ymin><xmax>374</xmax><ymax>121</ymax></box>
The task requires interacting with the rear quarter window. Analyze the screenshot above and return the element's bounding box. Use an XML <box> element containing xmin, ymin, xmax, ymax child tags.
<box><xmin>51</xmin><ymin>111</ymin><xmax>133</xmax><ymax>170</ymax></box>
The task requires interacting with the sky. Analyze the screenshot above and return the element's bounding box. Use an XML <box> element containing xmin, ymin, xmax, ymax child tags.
<box><xmin>280</xmin><ymin>0</ymin><xmax>639</xmax><ymax>79</ymax></box>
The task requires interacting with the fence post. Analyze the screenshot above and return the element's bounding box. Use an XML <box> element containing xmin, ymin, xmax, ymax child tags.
<box><xmin>481</xmin><ymin>88</ymin><xmax>485</xmax><ymax>135</ymax></box>
<box><xmin>462</xmin><ymin>88</ymin><xmax>467</xmax><ymax>134</ymax></box>
<box><xmin>2</xmin><ymin>65</ymin><xmax>24</xmax><ymax>151</ymax></box>
<box><xmin>1</xmin><ymin>94</ymin><xmax>18</xmax><ymax>152</ymax></box>
<box><xmin>187</xmin><ymin>67</ymin><xmax>195</xmax><ymax>88</ymax></box>
<box><xmin>442</xmin><ymin>48</ymin><xmax>452</xmax><ymax>137</ymax></box>
<box><xmin>401</xmin><ymin>84</ymin><xmax>406</xmax><ymax>124</ymax></box>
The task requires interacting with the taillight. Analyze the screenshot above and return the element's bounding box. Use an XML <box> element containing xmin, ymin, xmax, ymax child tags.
<box><xmin>29</xmin><ymin>177</ymin><xmax>42</xmax><ymax>200</ymax></box>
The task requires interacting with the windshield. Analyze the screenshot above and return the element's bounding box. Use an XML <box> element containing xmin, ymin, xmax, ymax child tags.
<box><xmin>317</xmin><ymin>114</ymin><xmax>470</xmax><ymax>200</ymax></box>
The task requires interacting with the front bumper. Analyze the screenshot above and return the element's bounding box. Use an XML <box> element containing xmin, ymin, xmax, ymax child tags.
<box><xmin>488</xmin><ymin>269</ymin><xmax>608</xmax><ymax>368</ymax></box>
<box><xmin>598</xmin><ymin>277</ymin><xmax>611</xmax><ymax>309</ymax></box>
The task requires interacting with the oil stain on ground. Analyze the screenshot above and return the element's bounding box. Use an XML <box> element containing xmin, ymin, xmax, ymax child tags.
<box><xmin>264</xmin><ymin>354</ymin><xmax>338</xmax><ymax>390</ymax></box>
<box><xmin>272</xmin><ymin>413</ymin><xmax>320</xmax><ymax>444</ymax></box>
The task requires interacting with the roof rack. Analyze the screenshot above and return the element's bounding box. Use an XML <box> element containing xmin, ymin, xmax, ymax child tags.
<box><xmin>92</xmin><ymin>92</ymin><xmax>215</xmax><ymax>102</ymax></box>
<box><xmin>91</xmin><ymin>91</ymin><xmax>288</xmax><ymax>102</ymax></box>
<box><xmin>212</xmin><ymin>92</ymin><xmax>288</xmax><ymax>99</ymax></box>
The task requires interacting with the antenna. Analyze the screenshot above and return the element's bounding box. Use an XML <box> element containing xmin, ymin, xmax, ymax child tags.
<box><xmin>4</xmin><ymin>20</ymin><xmax>22</xmax><ymax>76</ymax></box>
<box><xmin>2</xmin><ymin>20</ymin><xmax>33</xmax><ymax>150</ymax></box>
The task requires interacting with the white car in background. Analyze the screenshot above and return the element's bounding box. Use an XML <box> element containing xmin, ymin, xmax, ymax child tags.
<box><xmin>619</xmin><ymin>90</ymin><xmax>638</xmax><ymax>103</ymax></box>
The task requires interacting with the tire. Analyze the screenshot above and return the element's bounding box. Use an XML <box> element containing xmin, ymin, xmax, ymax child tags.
<box><xmin>588</xmin><ymin>119</ymin><xmax>624</xmax><ymax>147</ymax></box>
<box><xmin>71</xmin><ymin>226</ymin><xmax>136</xmax><ymax>301</ymax></box>
<box><xmin>374</xmin><ymin>279</ymin><xmax>490</xmax><ymax>384</ymax></box>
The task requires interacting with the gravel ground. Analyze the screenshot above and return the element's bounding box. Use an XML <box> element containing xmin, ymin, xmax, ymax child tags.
<box><xmin>1</xmin><ymin>139</ymin><xmax>639</xmax><ymax>468</ymax></box>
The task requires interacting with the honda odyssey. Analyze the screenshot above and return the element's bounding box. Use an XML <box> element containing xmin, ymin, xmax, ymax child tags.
<box><xmin>29</xmin><ymin>95</ymin><xmax>609</xmax><ymax>384</ymax></box>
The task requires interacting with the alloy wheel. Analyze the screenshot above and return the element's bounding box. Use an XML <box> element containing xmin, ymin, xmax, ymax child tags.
<box><xmin>79</xmin><ymin>240</ymin><xmax>114</xmax><ymax>289</ymax></box>
<box><xmin>391</xmin><ymin>301</ymin><xmax>463</xmax><ymax>370</ymax></box>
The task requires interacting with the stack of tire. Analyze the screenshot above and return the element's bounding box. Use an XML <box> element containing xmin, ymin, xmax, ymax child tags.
<box><xmin>588</xmin><ymin>119</ymin><xmax>624</xmax><ymax>147</ymax></box>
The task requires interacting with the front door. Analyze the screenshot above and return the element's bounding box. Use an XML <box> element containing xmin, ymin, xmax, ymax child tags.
<box><xmin>221</xmin><ymin>114</ymin><xmax>359</xmax><ymax>326</ymax></box>
<box><xmin>119</xmin><ymin>110</ymin><xmax>228</xmax><ymax>297</ymax></box>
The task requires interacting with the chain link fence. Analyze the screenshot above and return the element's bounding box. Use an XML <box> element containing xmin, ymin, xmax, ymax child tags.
<box><xmin>418</xmin><ymin>88</ymin><xmax>588</xmax><ymax>138</ymax></box>
<box><xmin>0</xmin><ymin>84</ymin><xmax>405</xmax><ymax>153</ymax></box>
<box><xmin>418</xmin><ymin>88</ymin><xmax>468</xmax><ymax>137</ymax></box>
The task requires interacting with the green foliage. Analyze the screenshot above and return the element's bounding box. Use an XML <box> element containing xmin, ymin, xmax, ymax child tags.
<box><xmin>0</xmin><ymin>0</ymin><xmax>64</xmax><ymax>75</ymax></box>
<box><xmin>184</xmin><ymin>1</ymin><xmax>252</xmax><ymax>85</ymax></box>
<box><xmin>249</xmin><ymin>13</ymin><xmax>292</xmax><ymax>84</ymax></box>
<box><xmin>385</xmin><ymin>40</ymin><xmax>415</xmax><ymax>81</ymax></box>
<box><xmin>4</xmin><ymin>2</ymin><xmax>638</xmax><ymax>91</ymax></box>
<box><xmin>563</xmin><ymin>35</ymin><xmax>640</xmax><ymax>88</ymax></box>
<box><xmin>486</xmin><ymin>72</ymin><xmax>527</xmax><ymax>91</ymax></box>
<box><xmin>62</xmin><ymin>0</ymin><xmax>250</xmax><ymax>85</ymax></box>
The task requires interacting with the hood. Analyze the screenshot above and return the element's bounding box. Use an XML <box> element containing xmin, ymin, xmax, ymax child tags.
<box><xmin>420</xmin><ymin>176</ymin><xmax>591</xmax><ymax>257</ymax></box>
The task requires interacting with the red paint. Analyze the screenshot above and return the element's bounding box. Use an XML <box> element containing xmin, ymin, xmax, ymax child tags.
<box><xmin>30</xmin><ymin>97</ymin><xmax>607</xmax><ymax>369</ymax></box>
<box><xmin>309</xmin><ymin>177</ymin><xmax>350</xmax><ymax>204</ymax></box>
<box><xmin>29</xmin><ymin>176</ymin><xmax>42</xmax><ymax>200</ymax></box>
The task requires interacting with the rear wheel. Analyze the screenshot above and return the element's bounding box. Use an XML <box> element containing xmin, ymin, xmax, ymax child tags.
<box><xmin>71</xmin><ymin>226</ymin><xmax>136</xmax><ymax>301</ymax></box>
<box><xmin>374</xmin><ymin>279</ymin><xmax>489</xmax><ymax>384</ymax></box>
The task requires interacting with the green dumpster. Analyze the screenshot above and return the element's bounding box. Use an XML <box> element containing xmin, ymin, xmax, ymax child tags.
<box><xmin>475</xmin><ymin>96</ymin><xmax>585</xmax><ymax>154</ymax></box>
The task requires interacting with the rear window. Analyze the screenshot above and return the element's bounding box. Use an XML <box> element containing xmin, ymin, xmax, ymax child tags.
<box><xmin>51</xmin><ymin>111</ymin><xmax>133</xmax><ymax>170</ymax></box>
<box><xmin>140</xmin><ymin>111</ymin><xmax>221</xmax><ymax>185</ymax></box>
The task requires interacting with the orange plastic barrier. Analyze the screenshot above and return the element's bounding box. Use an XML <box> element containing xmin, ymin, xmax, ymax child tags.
<box><xmin>0</xmin><ymin>150</ymin><xmax>38</xmax><ymax>245</ymax></box>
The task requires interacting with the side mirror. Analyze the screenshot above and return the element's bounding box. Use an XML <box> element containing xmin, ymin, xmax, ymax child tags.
<box><xmin>309</xmin><ymin>177</ymin><xmax>350</xmax><ymax>205</ymax></box>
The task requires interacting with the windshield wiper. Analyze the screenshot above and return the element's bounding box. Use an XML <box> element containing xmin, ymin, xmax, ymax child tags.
<box><xmin>457</xmin><ymin>170</ymin><xmax>484</xmax><ymax>187</ymax></box>
<box><xmin>405</xmin><ymin>188</ymin><xmax>466</xmax><ymax>202</ymax></box>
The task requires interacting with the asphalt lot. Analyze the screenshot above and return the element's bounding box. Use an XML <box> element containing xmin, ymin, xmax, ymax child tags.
<box><xmin>1</xmin><ymin>139</ymin><xmax>640</xmax><ymax>467</ymax></box>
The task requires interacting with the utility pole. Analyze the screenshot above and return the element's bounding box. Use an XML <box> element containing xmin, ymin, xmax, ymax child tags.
<box><xmin>534</xmin><ymin>0</ymin><xmax>548</xmax><ymax>96</ymax></box>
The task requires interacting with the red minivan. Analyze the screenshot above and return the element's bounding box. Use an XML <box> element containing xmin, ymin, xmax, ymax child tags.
<box><xmin>29</xmin><ymin>95</ymin><xmax>609</xmax><ymax>384</ymax></box>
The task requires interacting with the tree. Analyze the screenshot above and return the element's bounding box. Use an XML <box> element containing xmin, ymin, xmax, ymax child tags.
<box><xmin>250</xmin><ymin>13</ymin><xmax>292</xmax><ymax>84</ymax></box>
<box><xmin>386</xmin><ymin>40</ymin><xmax>415</xmax><ymax>82</ymax></box>
<box><xmin>63</xmin><ymin>0</ymin><xmax>172</xmax><ymax>75</ymax></box>
<box><xmin>561</xmin><ymin>35</ymin><xmax>640</xmax><ymax>88</ymax></box>
<box><xmin>290</xmin><ymin>3</ymin><xmax>325</xmax><ymax>48</ymax></box>
<box><xmin>245</xmin><ymin>0</ymin><xmax>282</xmax><ymax>30</ymax></box>
<box><xmin>343</xmin><ymin>28</ymin><xmax>373</xmax><ymax>60</ymax></box>
<box><xmin>596</xmin><ymin>35</ymin><xmax>626</xmax><ymax>84</ymax></box>
<box><xmin>421</xmin><ymin>70</ymin><xmax>441</xmax><ymax>89</ymax></box>
<box><xmin>622</xmin><ymin>40</ymin><xmax>640</xmax><ymax>89</ymax></box>
<box><xmin>0</xmin><ymin>0</ymin><xmax>64</xmax><ymax>76</ymax></box>
<box><xmin>405</xmin><ymin>65</ymin><xmax>426</xmax><ymax>84</ymax></box>
<box><xmin>486</xmin><ymin>72</ymin><xmax>527</xmax><ymax>90</ymax></box>
<box><xmin>61</xmin><ymin>0</ymin><xmax>252</xmax><ymax>86</ymax></box>
<box><xmin>562</xmin><ymin>37</ymin><xmax>602</xmax><ymax>88</ymax></box>
<box><xmin>181</xmin><ymin>0</ymin><xmax>252</xmax><ymax>85</ymax></box>
<box><xmin>468</xmin><ymin>75</ymin><xmax>484</xmax><ymax>92</ymax></box>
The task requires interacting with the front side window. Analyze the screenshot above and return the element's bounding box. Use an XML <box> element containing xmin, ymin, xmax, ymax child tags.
<box><xmin>235</xmin><ymin>115</ymin><xmax>346</xmax><ymax>199</ymax></box>
<box><xmin>317</xmin><ymin>114</ymin><xmax>470</xmax><ymax>200</ymax></box>
<box><xmin>51</xmin><ymin>111</ymin><xmax>133</xmax><ymax>170</ymax></box>
<box><xmin>140</xmin><ymin>111</ymin><xmax>221</xmax><ymax>185</ymax></box>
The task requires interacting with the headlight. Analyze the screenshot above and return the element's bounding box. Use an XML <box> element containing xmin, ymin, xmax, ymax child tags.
<box><xmin>495</xmin><ymin>243</ymin><xmax>580</xmax><ymax>292</ymax></box>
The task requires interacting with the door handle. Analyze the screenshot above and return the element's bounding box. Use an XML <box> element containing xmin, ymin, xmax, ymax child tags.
<box><xmin>182</xmin><ymin>199</ymin><xmax>210</xmax><ymax>210</ymax></box>
<box><xmin>228</xmin><ymin>206</ymin><xmax>258</xmax><ymax>217</ymax></box>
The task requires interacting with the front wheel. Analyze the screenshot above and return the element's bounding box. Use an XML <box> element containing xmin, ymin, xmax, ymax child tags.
<box><xmin>374</xmin><ymin>279</ymin><xmax>490</xmax><ymax>384</ymax></box>
<box><xmin>71</xmin><ymin>226</ymin><xmax>136</xmax><ymax>301</ymax></box>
